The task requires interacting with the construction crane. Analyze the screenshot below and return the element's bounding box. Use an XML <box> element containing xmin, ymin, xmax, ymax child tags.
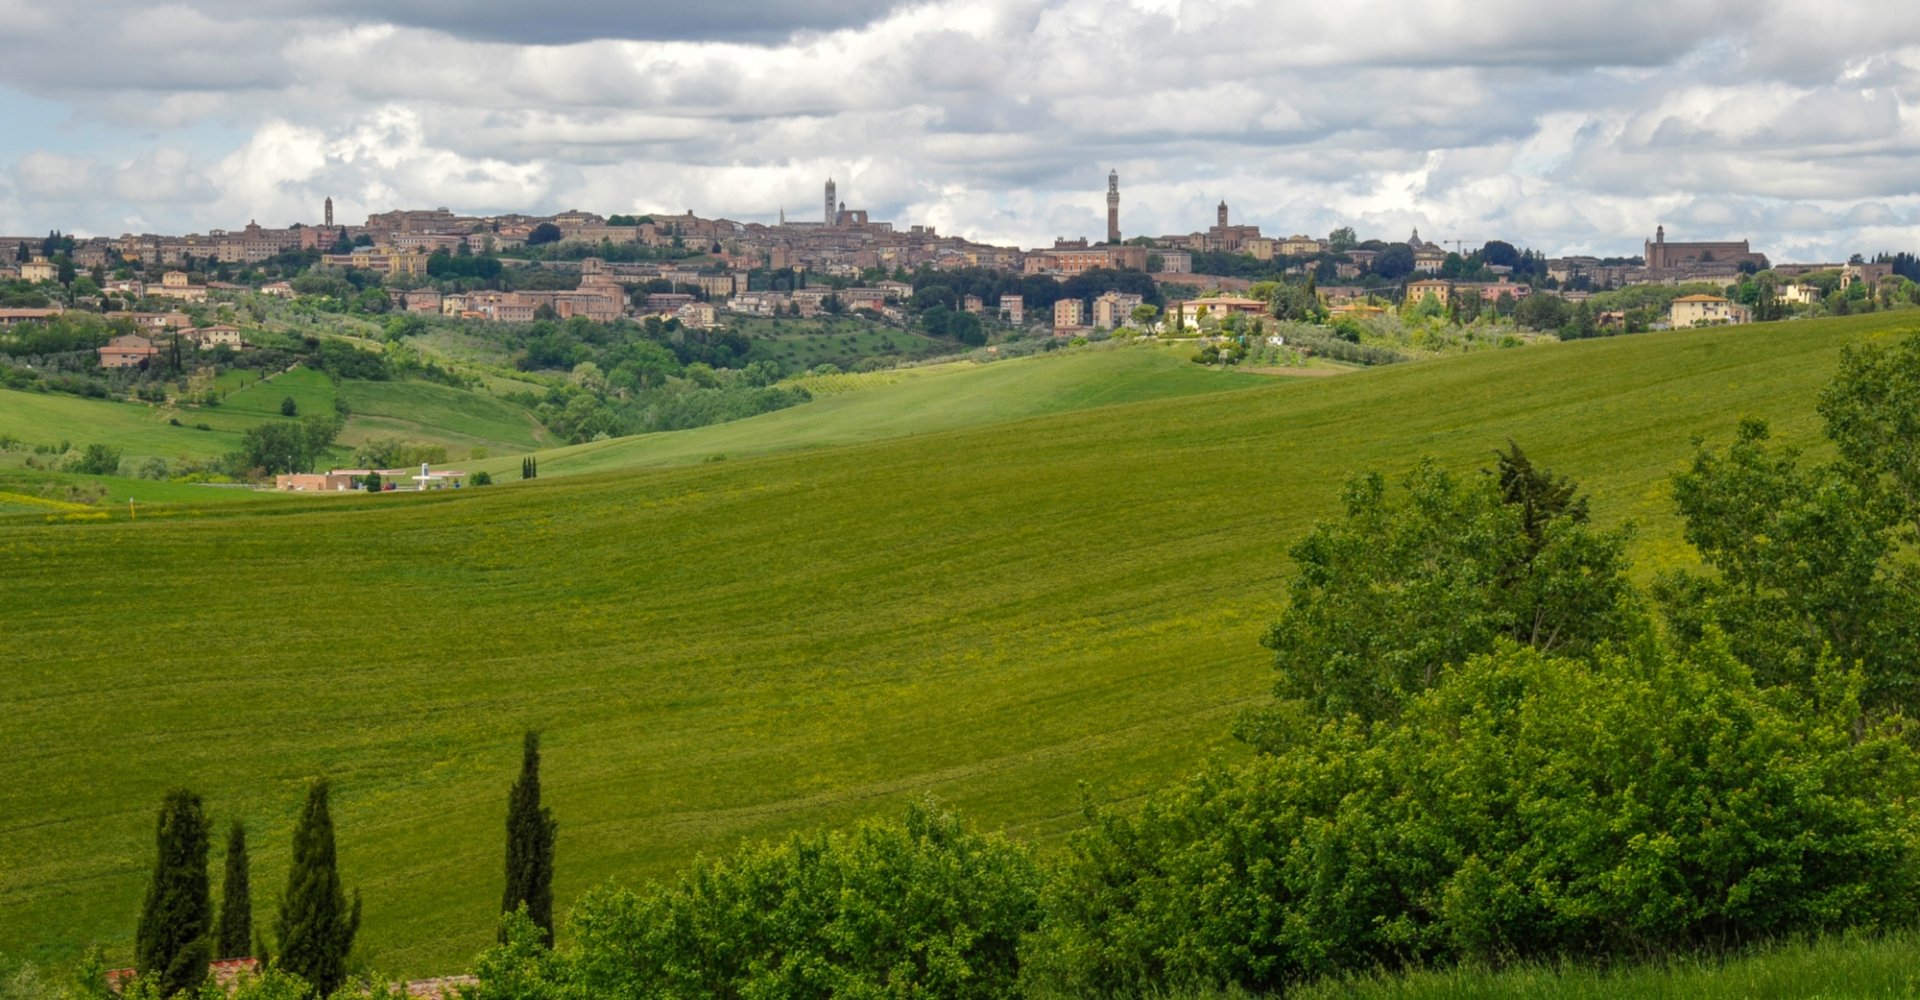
<box><xmin>1443</xmin><ymin>239</ymin><xmax>1474</xmax><ymax>256</ymax></box>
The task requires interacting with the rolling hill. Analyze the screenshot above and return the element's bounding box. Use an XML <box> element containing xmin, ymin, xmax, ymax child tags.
<box><xmin>1</xmin><ymin>314</ymin><xmax>1909</xmax><ymax>975</ymax></box>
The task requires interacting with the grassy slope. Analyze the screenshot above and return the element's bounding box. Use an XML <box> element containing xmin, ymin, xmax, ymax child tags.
<box><xmin>337</xmin><ymin>379</ymin><xmax>551</xmax><ymax>457</ymax></box>
<box><xmin>1278</xmin><ymin>929</ymin><xmax>1920</xmax><ymax>999</ymax></box>
<box><xmin>472</xmin><ymin>346</ymin><xmax>1272</xmax><ymax>476</ymax></box>
<box><xmin>0</xmin><ymin>315</ymin><xmax>1910</xmax><ymax>976</ymax></box>
<box><xmin>0</xmin><ymin>367</ymin><xmax>548</xmax><ymax>473</ymax></box>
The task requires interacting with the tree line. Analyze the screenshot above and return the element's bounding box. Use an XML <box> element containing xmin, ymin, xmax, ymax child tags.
<box><xmin>96</xmin><ymin>735</ymin><xmax>555</xmax><ymax>999</ymax></box>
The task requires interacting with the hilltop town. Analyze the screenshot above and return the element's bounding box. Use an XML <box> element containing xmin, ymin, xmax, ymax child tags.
<box><xmin>4</xmin><ymin>174</ymin><xmax>1908</xmax><ymax>345</ymax></box>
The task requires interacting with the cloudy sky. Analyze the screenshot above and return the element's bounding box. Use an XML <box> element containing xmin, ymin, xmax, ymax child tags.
<box><xmin>2</xmin><ymin>0</ymin><xmax>1918</xmax><ymax>260</ymax></box>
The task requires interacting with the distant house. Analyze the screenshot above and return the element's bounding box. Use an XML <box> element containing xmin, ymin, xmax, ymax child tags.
<box><xmin>19</xmin><ymin>260</ymin><xmax>57</xmax><ymax>283</ymax></box>
<box><xmin>0</xmin><ymin>307</ymin><xmax>64</xmax><ymax>327</ymax></box>
<box><xmin>98</xmin><ymin>333</ymin><xmax>158</xmax><ymax>369</ymax></box>
<box><xmin>1405</xmin><ymin>279</ymin><xmax>1452</xmax><ymax>305</ymax></box>
<box><xmin>185</xmin><ymin>325</ymin><xmax>244</xmax><ymax>350</ymax></box>
<box><xmin>1669</xmin><ymin>294</ymin><xmax>1743</xmax><ymax>327</ymax></box>
<box><xmin>260</xmin><ymin>280</ymin><xmax>295</xmax><ymax>299</ymax></box>
<box><xmin>1053</xmin><ymin>298</ymin><xmax>1086</xmax><ymax>333</ymax></box>
<box><xmin>675</xmin><ymin>301</ymin><xmax>719</xmax><ymax>329</ymax></box>
<box><xmin>148</xmin><ymin>270</ymin><xmax>208</xmax><ymax>302</ymax></box>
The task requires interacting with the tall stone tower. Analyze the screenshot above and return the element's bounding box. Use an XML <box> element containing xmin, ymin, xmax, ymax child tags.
<box><xmin>1106</xmin><ymin>170</ymin><xmax>1121</xmax><ymax>244</ymax></box>
<box><xmin>824</xmin><ymin>178</ymin><xmax>837</xmax><ymax>226</ymax></box>
<box><xmin>1217</xmin><ymin>200</ymin><xmax>1228</xmax><ymax>227</ymax></box>
<box><xmin>324</xmin><ymin>196</ymin><xmax>333</xmax><ymax>228</ymax></box>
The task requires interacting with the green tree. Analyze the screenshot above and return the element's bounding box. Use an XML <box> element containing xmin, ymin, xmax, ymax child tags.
<box><xmin>1243</xmin><ymin>453</ymin><xmax>1634</xmax><ymax>733</ymax></box>
<box><xmin>564</xmin><ymin>800</ymin><xmax>1038</xmax><ymax>1000</ymax></box>
<box><xmin>66</xmin><ymin>443</ymin><xmax>122</xmax><ymax>476</ymax></box>
<box><xmin>526</xmin><ymin>223</ymin><xmax>563</xmax><ymax>246</ymax></box>
<box><xmin>1034</xmin><ymin>637</ymin><xmax>1920</xmax><ymax>996</ymax></box>
<box><xmin>135</xmin><ymin>789</ymin><xmax>214</xmax><ymax>997</ymax></box>
<box><xmin>1656</xmin><ymin>418</ymin><xmax>1920</xmax><ymax>707</ymax></box>
<box><xmin>216</xmin><ymin>822</ymin><xmax>253</xmax><ymax>960</ymax></box>
<box><xmin>1327</xmin><ymin>226</ymin><xmax>1358</xmax><ymax>252</ymax></box>
<box><xmin>1819</xmin><ymin>333</ymin><xmax>1920</xmax><ymax>537</ymax></box>
<box><xmin>274</xmin><ymin>779</ymin><xmax>360</xmax><ymax>996</ymax></box>
<box><xmin>502</xmin><ymin>733</ymin><xmax>558</xmax><ymax>944</ymax></box>
<box><xmin>280</xmin><ymin>396</ymin><xmax>298</xmax><ymax>417</ymax></box>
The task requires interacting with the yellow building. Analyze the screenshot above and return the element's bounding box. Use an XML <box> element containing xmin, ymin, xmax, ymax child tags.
<box><xmin>1669</xmin><ymin>294</ymin><xmax>1742</xmax><ymax>327</ymax></box>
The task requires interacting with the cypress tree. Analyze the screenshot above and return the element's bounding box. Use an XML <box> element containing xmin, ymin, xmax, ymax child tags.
<box><xmin>501</xmin><ymin>731</ymin><xmax>558</xmax><ymax>944</ymax></box>
<box><xmin>135</xmin><ymin>788</ymin><xmax>214</xmax><ymax>997</ymax></box>
<box><xmin>275</xmin><ymin>779</ymin><xmax>360</xmax><ymax>996</ymax></box>
<box><xmin>215</xmin><ymin>821</ymin><xmax>253</xmax><ymax>959</ymax></box>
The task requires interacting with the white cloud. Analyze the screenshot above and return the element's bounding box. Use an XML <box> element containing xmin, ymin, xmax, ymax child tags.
<box><xmin>5</xmin><ymin>0</ymin><xmax>1920</xmax><ymax>261</ymax></box>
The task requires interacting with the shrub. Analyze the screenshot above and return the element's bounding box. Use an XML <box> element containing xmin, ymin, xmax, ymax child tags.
<box><xmin>470</xmin><ymin>470</ymin><xmax>493</xmax><ymax>486</ymax></box>
<box><xmin>559</xmin><ymin>801</ymin><xmax>1040</xmax><ymax>1000</ymax></box>
<box><xmin>1028</xmin><ymin>638</ymin><xmax>1920</xmax><ymax>996</ymax></box>
<box><xmin>65</xmin><ymin>443</ymin><xmax>123</xmax><ymax>476</ymax></box>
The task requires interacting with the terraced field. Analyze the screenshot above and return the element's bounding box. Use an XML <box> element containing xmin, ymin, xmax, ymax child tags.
<box><xmin>2</xmin><ymin>314</ymin><xmax>1910</xmax><ymax>975</ymax></box>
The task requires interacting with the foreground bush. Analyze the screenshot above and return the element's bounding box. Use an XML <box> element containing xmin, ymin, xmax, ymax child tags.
<box><xmin>1028</xmin><ymin>636</ymin><xmax>1920</xmax><ymax>995</ymax></box>
<box><xmin>486</xmin><ymin>800</ymin><xmax>1040</xmax><ymax>999</ymax></box>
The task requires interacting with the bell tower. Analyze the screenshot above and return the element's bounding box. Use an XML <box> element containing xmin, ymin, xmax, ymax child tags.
<box><xmin>324</xmin><ymin>196</ymin><xmax>333</xmax><ymax>228</ymax></box>
<box><xmin>1217</xmin><ymin>200</ymin><xmax>1228</xmax><ymax>227</ymax></box>
<box><xmin>824</xmin><ymin>177</ymin><xmax>837</xmax><ymax>226</ymax></box>
<box><xmin>1106</xmin><ymin>170</ymin><xmax>1121</xmax><ymax>244</ymax></box>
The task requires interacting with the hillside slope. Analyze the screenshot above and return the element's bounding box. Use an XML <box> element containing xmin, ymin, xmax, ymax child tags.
<box><xmin>0</xmin><ymin>315</ymin><xmax>1907</xmax><ymax>974</ymax></box>
<box><xmin>470</xmin><ymin>345</ymin><xmax>1273</xmax><ymax>476</ymax></box>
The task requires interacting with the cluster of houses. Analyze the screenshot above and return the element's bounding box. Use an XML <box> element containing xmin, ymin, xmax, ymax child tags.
<box><xmin>6</xmin><ymin>175</ymin><xmax>1901</xmax><ymax>346</ymax></box>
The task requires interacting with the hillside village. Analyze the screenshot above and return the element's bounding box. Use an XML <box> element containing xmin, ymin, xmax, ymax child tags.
<box><xmin>4</xmin><ymin>176</ymin><xmax>1918</xmax><ymax>496</ymax></box>
<box><xmin>3</xmin><ymin>175</ymin><xmax>1910</xmax><ymax>346</ymax></box>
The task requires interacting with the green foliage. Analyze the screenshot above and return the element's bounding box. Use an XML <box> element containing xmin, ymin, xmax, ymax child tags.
<box><xmin>280</xmin><ymin>396</ymin><xmax>298</xmax><ymax>417</ymax></box>
<box><xmin>275</xmin><ymin>779</ymin><xmax>360</xmax><ymax>997</ymax></box>
<box><xmin>1819</xmin><ymin>332</ymin><xmax>1920</xmax><ymax>533</ymax></box>
<box><xmin>562</xmin><ymin>800</ymin><xmax>1039</xmax><ymax>1000</ymax></box>
<box><xmin>308</xmin><ymin>340</ymin><xmax>390</xmax><ymax>381</ymax></box>
<box><xmin>231</xmin><ymin>416</ymin><xmax>342</xmax><ymax>477</ymax></box>
<box><xmin>470</xmin><ymin>470</ymin><xmax>493</xmax><ymax>486</ymax></box>
<box><xmin>502</xmin><ymin>733</ymin><xmax>557</xmax><ymax>945</ymax></box>
<box><xmin>1658</xmin><ymin>418</ymin><xmax>1920</xmax><ymax>708</ymax></box>
<box><xmin>136</xmin><ymin>789</ymin><xmax>214</xmax><ymax>997</ymax></box>
<box><xmin>217</xmin><ymin>822</ymin><xmax>253</xmax><ymax>961</ymax></box>
<box><xmin>525</xmin><ymin>224</ymin><xmax>563</xmax><ymax>247</ymax></box>
<box><xmin>64</xmin><ymin>443</ymin><xmax>122</xmax><ymax>476</ymax></box>
<box><xmin>1033</xmin><ymin>637</ymin><xmax>1920</xmax><ymax>996</ymax></box>
<box><xmin>1244</xmin><ymin>452</ymin><xmax>1634</xmax><ymax>729</ymax></box>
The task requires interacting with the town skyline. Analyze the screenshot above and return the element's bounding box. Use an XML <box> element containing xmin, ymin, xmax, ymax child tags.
<box><xmin>5</xmin><ymin>2</ymin><xmax>1920</xmax><ymax>260</ymax></box>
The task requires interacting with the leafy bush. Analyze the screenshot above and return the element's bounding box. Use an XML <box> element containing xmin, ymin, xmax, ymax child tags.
<box><xmin>470</xmin><ymin>470</ymin><xmax>493</xmax><ymax>486</ymax></box>
<box><xmin>1029</xmin><ymin>638</ymin><xmax>1920</xmax><ymax>995</ymax></box>
<box><xmin>554</xmin><ymin>801</ymin><xmax>1040</xmax><ymax>1000</ymax></box>
<box><xmin>64</xmin><ymin>443</ymin><xmax>123</xmax><ymax>476</ymax></box>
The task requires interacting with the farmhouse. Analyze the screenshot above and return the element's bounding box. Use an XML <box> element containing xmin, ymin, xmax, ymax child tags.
<box><xmin>1669</xmin><ymin>294</ymin><xmax>1746</xmax><ymax>327</ymax></box>
<box><xmin>184</xmin><ymin>325</ymin><xmax>244</xmax><ymax>350</ymax></box>
<box><xmin>98</xmin><ymin>333</ymin><xmax>158</xmax><ymax>368</ymax></box>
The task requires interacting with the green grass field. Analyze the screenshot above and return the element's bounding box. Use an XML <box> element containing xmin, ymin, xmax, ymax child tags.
<box><xmin>0</xmin><ymin>367</ymin><xmax>547</xmax><ymax>479</ymax></box>
<box><xmin>470</xmin><ymin>345</ymin><xmax>1271</xmax><ymax>476</ymax></box>
<box><xmin>1279</xmin><ymin>929</ymin><xmax>1920</xmax><ymax>999</ymax></box>
<box><xmin>2</xmin><ymin>314</ymin><xmax>1914</xmax><ymax>978</ymax></box>
<box><xmin>337</xmin><ymin>379</ymin><xmax>551</xmax><ymax>458</ymax></box>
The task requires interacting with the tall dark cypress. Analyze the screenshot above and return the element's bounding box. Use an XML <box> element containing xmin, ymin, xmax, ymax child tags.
<box><xmin>136</xmin><ymin>789</ymin><xmax>214</xmax><ymax>997</ymax></box>
<box><xmin>215</xmin><ymin>821</ymin><xmax>253</xmax><ymax>960</ymax></box>
<box><xmin>276</xmin><ymin>779</ymin><xmax>360</xmax><ymax>995</ymax></box>
<box><xmin>502</xmin><ymin>731</ymin><xmax>558</xmax><ymax>943</ymax></box>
